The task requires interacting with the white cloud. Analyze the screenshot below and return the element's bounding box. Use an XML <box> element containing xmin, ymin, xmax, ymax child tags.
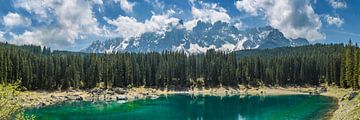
<box><xmin>329</xmin><ymin>0</ymin><xmax>347</xmax><ymax>9</ymax></box>
<box><xmin>234</xmin><ymin>22</ymin><xmax>244</xmax><ymax>30</ymax></box>
<box><xmin>3</xmin><ymin>12</ymin><xmax>31</xmax><ymax>27</ymax></box>
<box><xmin>10</xmin><ymin>28</ymin><xmax>78</xmax><ymax>48</ymax></box>
<box><xmin>235</xmin><ymin>0</ymin><xmax>267</xmax><ymax>16</ymax></box>
<box><xmin>92</xmin><ymin>0</ymin><xmax>103</xmax><ymax>5</ymax></box>
<box><xmin>0</xmin><ymin>31</ymin><xmax>5</xmax><ymax>42</ymax></box>
<box><xmin>184</xmin><ymin>1</ymin><xmax>231</xmax><ymax>30</ymax></box>
<box><xmin>105</xmin><ymin>16</ymin><xmax>143</xmax><ymax>39</ymax></box>
<box><xmin>235</xmin><ymin>0</ymin><xmax>324</xmax><ymax>41</ymax></box>
<box><xmin>184</xmin><ymin>20</ymin><xmax>198</xmax><ymax>31</ymax></box>
<box><xmin>12</xmin><ymin>0</ymin><xmax>103</xmax><ymax>48</ymax></box>
<box><xmin>115</xmin><ymin>0</ymin><xmax>136</xmax><ymax>13</ymax></box>
<box><xmin>54</xmin><ymin>0</ymin><xmax>101</xmax><ymax>39</ymax></box>
<box><xmin>324</xmin><ymin>15</ymin><xmax>344</xmax><ymax>28</ymax></box>
<box><xmin>13</xmin><ymin>0</ymin><xmax>57</xmax><ymax>23</ymax></box>
<box><xmin>105</xmin><ymin>10</ymin><xmax>179</xmax><ymax>39</ymax></box>
<box><xmin>191</xmin><ymin>5</ymin><xmax>230</xmax><ymax>23</ymax></box>
<box><xmin>10</xmin><ymin>30</ymin><xmax>43</xmax><ymax>45</ymax></box>
<box><xmin>145</xmin><ymin>0</ymin><xmax>164</xmax><ymax>10</ymax></box>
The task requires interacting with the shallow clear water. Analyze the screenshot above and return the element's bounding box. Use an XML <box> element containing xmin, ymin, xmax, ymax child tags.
<box><xmin>24</xmin><ymin>94</ymin><xmax>336</xmax><ymax>120</ymax></box>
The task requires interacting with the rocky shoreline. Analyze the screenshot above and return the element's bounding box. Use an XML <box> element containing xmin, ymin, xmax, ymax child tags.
<box><xmin>18</xmin><ymin>86</ymin><xmax>360</xmax><ymax>119</ymax></box>
<box><xmin>19</xmin><ymin>86</ymin><xmax>322</xmax><ymax>108</ymax></box>
<box><xmin>19</xmin><ymin>87</ymin><xmax>164</xmax><ymax>108</ymax></box>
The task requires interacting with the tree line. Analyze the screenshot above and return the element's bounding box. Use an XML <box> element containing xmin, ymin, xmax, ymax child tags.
<box><xmin>0</xmin><ymin>42</ymin><xmax>350</xmax><ymax>90</ymax></box>
<box><xmin>340</xmin><ymin>40</ymin><xmax>360</xmax><ymax>89</ymax></box>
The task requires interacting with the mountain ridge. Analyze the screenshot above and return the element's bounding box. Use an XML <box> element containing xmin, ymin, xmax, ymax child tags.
<box><xmin>83</xmin><ymin>21</ymin><xmax>309</xmax><ymax>54</ymax></box>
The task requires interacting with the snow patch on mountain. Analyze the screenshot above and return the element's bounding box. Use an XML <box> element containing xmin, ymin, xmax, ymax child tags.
<box><xmin>83</xmin><ymin>21</ymin><xmax>309</xmax><ymax>54</ymax></box>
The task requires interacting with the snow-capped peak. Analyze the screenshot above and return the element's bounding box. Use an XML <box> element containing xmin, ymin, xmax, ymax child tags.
<box><xmin>83</xmin><ymin>22</ymin><xmax>309</xmax><ymax>54</ymax></box>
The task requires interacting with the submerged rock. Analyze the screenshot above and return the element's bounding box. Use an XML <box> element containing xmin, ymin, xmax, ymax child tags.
<box><xmin>147</xmin><ymin>95</ymin><xmax>159</xmax><ymax>99</ymax></box>
<box><xmin>116</xmin><ymin>95</ymin><xmax>128</xmax><ymax>100</ymax></box>
<box><xmin>117</xmin><ymin>100</ymin><xmax>128</xmax><ymax>104</ymax></box>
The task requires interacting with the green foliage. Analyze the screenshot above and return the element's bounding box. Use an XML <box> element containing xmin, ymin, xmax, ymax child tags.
<box><xmin>0</xmin><ymin>82</ymin><xmax>35</xmax><ymax>120</ymax></box>
<box><xmin>14</xmin><ymin>110</ymin><xmax>36</xmax><ymax>120</ymax></box>
<box><xmin>0</xmin><ymin>83</ymin><xmax>21</xmax><ymax>119</ymax></box>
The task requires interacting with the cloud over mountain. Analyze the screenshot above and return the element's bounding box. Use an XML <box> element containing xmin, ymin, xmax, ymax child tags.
<box><xmin>104</xmin><ymin>10</ymin><xmax>179</xmax><ymax>39</ymax></box>
<box><xmin>235</xmin><ymin>0</ymin><xmax>324</xmax><ymax>41</ymax></box>
<box><xmin>0</xmin><ymin>0</ymin><xmax>353</xmax><ymax>50</ymax></box>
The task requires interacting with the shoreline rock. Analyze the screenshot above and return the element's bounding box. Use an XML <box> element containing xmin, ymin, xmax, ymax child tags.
<box><xmin>348</xmin><ymin>91</ymin><xmax>358</xmax><ymax>101</ymax></box>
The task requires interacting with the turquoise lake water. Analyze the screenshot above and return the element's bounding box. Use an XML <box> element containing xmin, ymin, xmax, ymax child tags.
<box><xmin>24</xmin><ymin>94</ymin><xmax>336</xmax><ymax>120</ymax></box>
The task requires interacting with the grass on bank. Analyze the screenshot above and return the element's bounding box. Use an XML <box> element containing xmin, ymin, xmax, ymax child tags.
<box><xmin>325</xmin><ymin>86</ymin><xmax>360</xmax><ymax>120</ymax></box>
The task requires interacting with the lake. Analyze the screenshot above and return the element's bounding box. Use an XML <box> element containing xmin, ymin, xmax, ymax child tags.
<box><xmin>24</xmin><ymin>94</ymin><xmax>336</xmax><ymax>120</ymax></box>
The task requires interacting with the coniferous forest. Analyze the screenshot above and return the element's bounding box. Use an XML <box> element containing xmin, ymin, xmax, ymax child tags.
<box><xmin>1</xmin><ymin>42</ymin><xmax>359</xmax><ymax>90</ymax></box>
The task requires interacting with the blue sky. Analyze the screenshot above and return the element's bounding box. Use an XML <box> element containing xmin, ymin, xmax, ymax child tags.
<box><xmin>0</xmin><ymin>0</ymin><xmax>358</xmax><ymax>51</ymax></box>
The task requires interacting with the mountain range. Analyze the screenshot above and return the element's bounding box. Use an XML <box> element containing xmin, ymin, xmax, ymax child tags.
<box><xmin>83</xmin><ymin>21</ymin><xmax>309</xmax><ymax>54</ymax></box>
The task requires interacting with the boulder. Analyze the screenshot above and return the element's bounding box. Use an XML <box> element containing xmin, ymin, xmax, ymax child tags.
<box><xmin>134</xmin><ymin>95</ymin><xmax>142</xmax><ymax>99</ymax></box>
<box><xmin>113</xmin><ymin>88</ymin><xmax>127</xmax><ymax>94</ymax></box>
<box><xmin>313</xmin><ymin>91</ymin><xmax>320</xmax><ymax>95</ymax></box>
<box><xmin>348</xmin><ymin>91</ymin><xmax>358</xmax><ymax>101</ymax></box>
<box><xmin>90</xmin><ymin>88</ymin><xmax>104</xmax><ymax>95</ymax></box>
<box><xmin>106</xmin><ymin>90</ymin><xmax>115</xmax><ymax>95</ymax></box>
<box><xmin>50</xmin><ymin>95</ymin><xmax>57</xmax><ymax>99</ymax></box>
<box><xmin>141</xmin><ymin>93</ymin><xmax>149</xmax><ymax>96</ymax></box>
<box><xmin>151</xmin><ymin>90</ymin><xmax>157</xmax><ymax>93</ymax></box>
<box><xmin>309</xmin><ymin>89</ymin><xmax>319</xmax><ymax>95</ymax></box>
<box><xmin>319</xmin><ymin>87</ymin><xmax>327</xmax><ymax>93</ymax></box>
<box><xmin>37</xmin><ymin>102</ymin><xmax>46</xmax><ymax>108</ymax></box>
<box><xmin>105</xmin><ymin>96</ymin><xmax>114</xmax><ymax>102</ymax></box>
<box><xmin>75</xmin><ymin>96</ymin><xmax>83</xmax><ymax>101</ymax></box>
<box><xmin>116</xmin><ymin>95</ymin><xmax>128</xmax><ymax>100</ymax></box>
<box><xmin>340</xmin><ymin>94</ymin><xmax>347</xmax><ymax>101</ymax></box>
<box><xmin>65</xmin><ymin>95</ymin><xmax>83</xmax><ymax>101</ymax></box>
